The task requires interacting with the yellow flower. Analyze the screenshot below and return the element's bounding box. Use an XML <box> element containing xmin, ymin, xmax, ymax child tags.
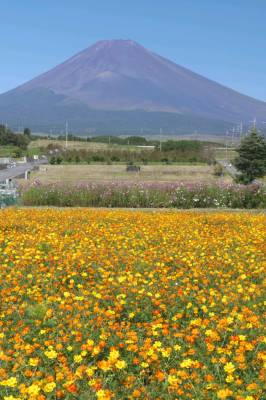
<box><xmin>44</xmin><ymin>349</ymin><xmax>58</xmax><ymax>359</ymax></box>
<box><xmin>27</xmin><ymin>384</ymin><xmax>40</xmax><ymax>396</ymax></box>
<box><xmin>217</xmin><ymin>388</ymin><xmax>233</xmax><ymax>399</ymax></box>
<box><xmin>74</xmin><ymin>354</ymin><xmax>83</xmax><ymax>363</ymax></box>
<box><xmin>115</xmin><ymin>360</ymin><xmax>127</xmax><ymax>369</ymax></box>
<box><xmin>225</xmin><ymin>375</ymin><xmax>234</xmax><ymax>383</ymax></box>
<box><xmin>4</xmin><ymin>397</ymin><xmax>22</xmax><ymax>400</ymax></box>
<box><xmin>86</xmin><ymin>367</ymin><xmax>95</xmax><ymax>377</ymax></box>
<box><xmin>180</xmin><ymin>358</ymin><xmax>193</xmax><ymax>368</ymax></box>
<box><xmin>28</xmin><ymin>358</ymin><xmax>39</xmax><ymax>367</ymax></box>
<box><xmin>141</xmin><ymin>362</ymin><xmax>149</xmax><ymax>368</ymax></box>
<box><xmin>224</xmin><ymin>362</ymin><xmax>235</xmax><ymax>374</ymax></box>
<box><xmin>108</xmin><ymin>349</ymin><xmax>120</xmax><ymax>362</ymax></box>
<box><xmin>43</xmin><ymin>382</ymin><xmax>56</xmax><ymax>393</ymax></box>
<box><xmin>92</xmin><ymin>345</ymin><xmax>101</xmax><ymax>356</ymax></box>
<box><xmin>96</xmin><ymin>389</ymin><xmax>112</xmax><ymax>400</ymax></box>
<box><xmin>0</xmin><ymin>377</ymin><xmax>18</xmax><ymax>387</ymax></box>
<box><xmin>168</xmin><ymin>375</ymin><xmax>180</xmax><ymax>386</ymax></box>
<box><xmin>161</xmin><ymin>348</ymin><xmax>171</xmax><ymax>357</ymax></box>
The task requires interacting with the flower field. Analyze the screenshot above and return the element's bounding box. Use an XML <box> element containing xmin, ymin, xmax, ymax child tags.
<box><xmin>21</xmin><ymin>182</ymin><xmax>266</xmax><ymax>209</ymax></box>
<box><xmin>0</xmin><ymin>209</ymin><xmax>265</xmax><ymax>400</ymax></box>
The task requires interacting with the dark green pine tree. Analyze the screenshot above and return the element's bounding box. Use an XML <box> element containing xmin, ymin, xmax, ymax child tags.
<box><xmin>234</xmin><ymin>128</ymin><xmax>266</xmax><ymax>184</ymax></box>
<box><xmin>23</xmin><ymin>127</ymin><xmax>31</xmax><ymax>137</ymax></box>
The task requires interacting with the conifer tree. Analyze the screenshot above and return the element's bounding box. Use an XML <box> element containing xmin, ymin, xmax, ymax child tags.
<box><xmin>234</xmin><ymin>128</ymin><xmax>266</xmax><ymax>183</ymax></box>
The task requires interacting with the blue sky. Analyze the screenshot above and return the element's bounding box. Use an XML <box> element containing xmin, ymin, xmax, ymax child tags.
<box><xmin>1</xmin><ymin>0</ymin><xmax>265</xmax><ymax>101</ymax></box>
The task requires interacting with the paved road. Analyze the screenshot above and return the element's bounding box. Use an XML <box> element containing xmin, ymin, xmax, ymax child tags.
<box><xmin>0</xmin><ymin>160</ymin><xmax>47</xmax><ymax>183</ymax></box>
<box><xmin>217</xmin><ymin>160</ymin><xmax>239</xmax><ymax>178</ymax></box>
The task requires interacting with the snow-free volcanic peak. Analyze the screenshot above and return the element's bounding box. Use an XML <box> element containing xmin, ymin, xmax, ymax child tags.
<box><xmin>1</xmin><ymin>39</ymin><xmax>266</xmax><ymax>133</ymax></box>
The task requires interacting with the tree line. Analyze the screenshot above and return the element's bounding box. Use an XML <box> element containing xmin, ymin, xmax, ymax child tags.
<box><xmin>0</xmin><ymin>125</ymin><xmax>31</xmax><ymax>150</ymax></box>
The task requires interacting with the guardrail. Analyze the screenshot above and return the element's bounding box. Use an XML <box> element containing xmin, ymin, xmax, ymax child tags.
<box><xmin>0</xmin><ymin>186</ymin><xmax>19</xmax><ymax>208</ymax></box>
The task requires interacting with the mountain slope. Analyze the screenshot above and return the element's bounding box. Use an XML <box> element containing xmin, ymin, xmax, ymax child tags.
<box><xmin>0</xmin><ymin>39</ymin><xmax>266</xmax><ymax>134</ymax></box>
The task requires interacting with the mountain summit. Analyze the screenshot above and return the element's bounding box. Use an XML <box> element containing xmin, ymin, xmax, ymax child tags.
<box><xmin>1</xmin><ymin>39</ymin><xmax>266</xmax><ymax>134</ymax></box>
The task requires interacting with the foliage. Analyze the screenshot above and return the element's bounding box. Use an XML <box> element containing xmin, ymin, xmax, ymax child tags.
<box><xmin>90</xmin><ymin>135</ymin><xmax>151</xmax><ymax>146</ymax></box>
<box><xmin>0</xmin><ymin>124</ymin><xmax>30</xmax><ymax>150</ymax></box>
<box><xmin>0</xmin><ymin>194</ymin><xmax>17</xmax><ymax>207</ymax></box>
<box><xmin>21</xmin><ymin>182</ymin><xmax>266</xmax><ymax>209</ymax></box>
<box><xmin>161</xmin><ymin>140</ymin><xmax>201</xmax><ymax>152</ymax></box>
<box><xmin>234</xmin><ymin>129</ymin><xmax>266</xmax><ymax>183</ymax></box>
<box><xmin>0</xmin><ymin>209</ymin><xmax>265</xmax><ymax>399</ymax></box>
<box><xmin>48</xmin><ymin>142</ymin><xmax>212</xmax><ymax>164</ymax></box>
<box><xmin>213</xmin><ymin>164</ymin><xmax>223</xmax><ymax>176</ymax></box>
<box><xmin>23</xmin><ymin>127</ymin><xmax>31</xmax><ymax>137</ymax></box>
<box><xmin>49</xmin><ymin>155</ymin><xmax>63</xmax><ymax>165</ymax></box>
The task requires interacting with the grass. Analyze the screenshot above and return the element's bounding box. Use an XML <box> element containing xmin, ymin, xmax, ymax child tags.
<box><xmin>214</xmin><ymin>148</ymin><xmax>237</xmax><ymax>161</ymax></box>
<box><xmin>29</xmin><ymin>164</ymin><xmax>232</xmax><ymax>185</ymax></box>
<box><xmin>0</xmin><ymin>145</ymin><xmax>21</xmax><ymax>157</ymax></box>
<box><xmin>28</xmin><ymin>139</ymin><xmax>150</xmax><ymax>152</ymax></box>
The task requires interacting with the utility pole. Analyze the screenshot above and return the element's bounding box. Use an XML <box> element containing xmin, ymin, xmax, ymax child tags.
<box><xmin>225</xmin><ymin>130</ymin><xmax>228</xmax><ymax>164</ymax></box>
<box><xmin>65</xmin><ymin>121</ymin><xmax>68</xmax><ymax>148</ymax></box>
<box><xmin>159</xmin><ymin>128</ymin><xmax>162</xmax><ymax>152</ymax></box>
<box><xmin>233</xmin><ymin>127</ymin><xmax>236</xmax><ymax>145</ymax></box>
<box><xmin>239</xmin><ymin>121</ymin><xmax>243</xmax><ymax>142</ymax></box>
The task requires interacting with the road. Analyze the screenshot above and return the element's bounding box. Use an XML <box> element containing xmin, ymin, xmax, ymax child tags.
<box><xmin>0</xmin><ymin>160</ymin><xmax>47</xmax><ymax>183</ymax></box>
<box><xmin>217</xmin><ymin>160</ymin><xmax>239</xmax><ymax>178</ymax></box>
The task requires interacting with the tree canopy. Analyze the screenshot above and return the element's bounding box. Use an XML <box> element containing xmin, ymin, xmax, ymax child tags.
<box><xmin>234</xmin><ymin>128</ymin><xmax>266</xmax><ymax>183</ymax></box>
<box><xmin>0</xmin><ymin>125</ymin><xmax>30</xmax><ymax>150</ymax></box>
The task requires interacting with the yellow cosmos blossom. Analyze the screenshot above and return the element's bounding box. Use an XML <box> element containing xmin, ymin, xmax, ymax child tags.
<box><xmin>180</xmin><ymin>358</ymin><xmax>193</xmax><ymax>368</ymax></box>
<box><xmin>115</xmin><ymin>360</ymin><xmax>127</xmax><ymax>369</ymax></box>
<box><xmin>217</xmin><ymin>388</ymin><xmax>233</xmax><ymax>399</ymax></box>
<box><xmin>28</xmin><ymin>358</ymin><xmax>39</xmax><ymax>367</ymax></box>
<box><xmin>43</xmin><ymin>382</ymin><xmax>56</xmax><ymax>393</ymax></box>
<box><xmin>168</xmin><ymin>375</ymin><xmax>180</xmax><ymax>386</ymax></box>
<box><xmin>74</xmin><ymin>354</ymin><xmax>83</xmax><ymax>363</ymax></box>
<box><xmin>108</xmin><ymin>349</ymin><xmax>120</xmax><ymax>362</ymax></box>
<box><xmin>4</xmin><ymin>397</ymin><xmax>22</xmax><ymax>400</ymax></box>
<box><xmin>0</xmin><ymin>377</ymin><xmax>18</xmax><ymax>387</ymax></box>
<box><xmin>225</xmin><ymin>375</ymin><xmax>234</xmax><ymax>383</ymax></box>
<box><xmin>96</xmin><ymin>389</ymin><xmax>112</xmax><ymax>400</ymax></box>
<box><xmin>86</xmin><ymin>367</ymin><xmax>96</xmax><ymax>377</ymax></box>
<box><xmin>224</xmin><ymin>362</ymin><xmax>235</xmax><ymax>374</ymax></box>
<box><xmin>27</xmin><ymin>384</ymin><xmax>40</xmax><ymax>396</ymax></box>
<box><xmin>44</xmin><ymin>349</ymin><xmax>58</xmax><ymax>359</ymax></box>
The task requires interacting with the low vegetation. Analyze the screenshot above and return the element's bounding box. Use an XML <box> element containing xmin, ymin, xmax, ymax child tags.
<box><xmin>29</xmin><ymin>164</ymin><xmax>230</xmax><ymax>186</ymax></box>
<box><xmin>0</xmin><ymin>209</ymin><xmax>265</xmax><ymax>399</ymax></box>
<box><xmin>0</xmin><ymin>124</ymin><xmax>30</xmax><ymax>150</ymax></box>
<box><xmin>46</xmin><ymin>140</ymin><xmax>214</xmax><ymax>165</ymax></box>
<box><xmin>21</xmin><ymin>181</ymin><xmax>265</xmax><ymax>208</ymax></box>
